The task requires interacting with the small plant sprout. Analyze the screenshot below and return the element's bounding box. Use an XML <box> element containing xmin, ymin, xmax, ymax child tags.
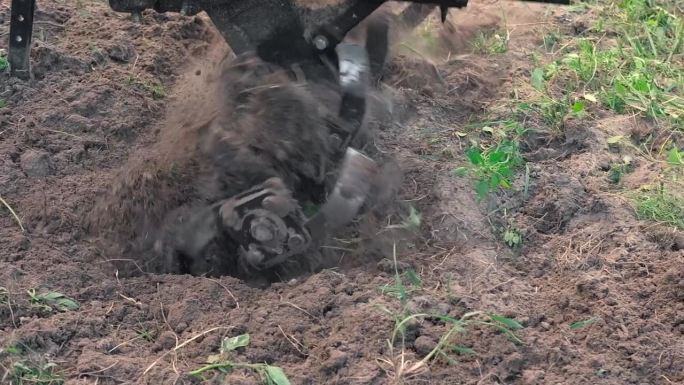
<box><xmin>379</xmin><ymin>311</ymin><xmax>524</xmax><ymax>380</ymax></box>
<box><xmin>11</xmin><ymin>360</ymin><xmax>64</xmax><ymax>385</ymax></box>
<box><xmin>191</xmin><ymin>333</ymin><xmax>291</xmax><ymax>385</ymax></box>
<box><xmin>455</xmin><ymin>140</ymin><xmax>524</xmax><ymax>199</ymax></box>
<box><xmin>632</xmin><ymin>184</ymin><xmax>684</xmax><ymax>229</ymax></box>
<box><xmin>27</xmin><ymin>289</ymin><xmax>80</xmax><ymax>313</ymax></box>
<box><xmin>503</xmin><ymin>227</ymin><xmax>523</xmax><ymax>248</ymax></box>
<box><xmin>570</xmin><ymin>317</ymin><xmax>599</xmax><ymax>330</ymax></box>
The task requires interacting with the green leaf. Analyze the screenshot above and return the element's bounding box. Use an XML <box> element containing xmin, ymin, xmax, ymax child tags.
<box><xmin>570</xmin><ymin>317</ymin><xmax>598</xmax><ymax>329</ymax></box>
<box><xmin>404</xmin><ymin>270</ymin><xmax>422</xmax><ymax>287</ymax></box>
<box><xmin>667</xmin><ymin>148</ymin><xmax>683</xmax><ymax>165</ymax></box>
<box><xmin>531</xmin><ymin>68</ymin><xmax>545</xmax><ymax>90</ymax></box>
<box><xmin>452</xmin><ymin>345</ymin><xmax>476</xmax><ymax>355</ymax></box>
<box><xmin>572</xmin><ymin>101</ymin><xmax>586</xmax><ymax>113</ymax></box>
<box><xmin>221</xmin><ymin>334</ymin><xmax>250</xmax><ymax>353</ymax></box>
<box><xmin>265</xmin><ymin>366</ymin><xmax>291</xmax><ymax>385</ymax></box>
<box><xmin>453</xmin><ymin>167</ymin><xmax>469</xmax><ymax>177</ymax></box>
<box><xmin>42</xmin><ymin>292</ymin><xmax>66</xmax><ymax>301</ymax></box>
<box><xmin>517</xmin><ymin>102</ymin><xmax>532</xmax><ymax>112</ymax></box>
<box><xmin>488</xmin><ymin>150</ymin><xmax>506</xmax><ymax>164</ymax></box>
<box><xmin>489</xmin><ymin>173</ymin><xmax>502</xmax><ymax>189</ymax></box>
<box><xmin>466</xmin><ymin>148</ymin><xmax>483</xmax><ymax>166</ymax></box>
<box><xmin>488</xmin><ymin>313</ymin><xmax>524</xmax><ymax>330</ymax></box>
<box><xmin>55</xmin><ymin>298</ymin><xmax>80</xmax><ymax>311</ymax></box>
<box><xmin>475</xmin><ymin>180</ymin><xmax>490</xmax><ymax>199</ymax></box>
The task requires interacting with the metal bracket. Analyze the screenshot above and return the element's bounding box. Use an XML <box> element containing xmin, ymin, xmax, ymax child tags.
<box><xmin>8</xmin><ymin>0</ymin><xmax>36</xmax><ymax>79</ymax></box>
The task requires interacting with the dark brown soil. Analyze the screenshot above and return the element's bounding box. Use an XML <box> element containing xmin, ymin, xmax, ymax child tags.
<box><xmin>1</xmin><ymin>1</ymin><xmax>682</xmax><ymax>385</ymax></box>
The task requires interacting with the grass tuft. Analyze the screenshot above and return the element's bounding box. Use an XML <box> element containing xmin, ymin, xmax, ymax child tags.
<box><xmin>632</xmin><ymin>186</ymin><xmax>684</xmax><ymax>229</ymax></box>
<box><xmin>6</xmin><ymin>357</ymin><xmax>64</xmax><ymax>385</ymax></box>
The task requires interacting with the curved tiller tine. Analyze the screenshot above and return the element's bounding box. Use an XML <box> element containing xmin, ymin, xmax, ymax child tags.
<box><xmin>306</xmin><ymin>147</ymin><xmax>378</xmax><ymax>243</ymax></box>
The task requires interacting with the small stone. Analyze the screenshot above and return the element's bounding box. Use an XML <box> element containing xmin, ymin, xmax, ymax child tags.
<box><xmin>413</xmin><ymin>335</ymin><xmax>437</xmax><ymax>357</ymax></box>
<box><xmin>154</xmin><ymin>331</ymin><xmax>177</xmax><ymax>351</ymax></box>
<box><xmin>540</xmin><ymin>322</ymin><xmax>551</xmax><ymax>330</ymax></box>
<box><xmin>322</xmin><ymin>350</ymin><xmax>348</xmax><ymax>373</ymax></box>
<box><xmin>598</xmin><ymin>161</ymin><xmax>611</xmax><ymax>171</ymax></box>
<box><xmin>673</xmin><ymin>235</ymin><xmax>684</xmax><ymax>251</ymax></box>
<box><xmin>96</xmin><ymin>338</ymin><xmax>117</xmax><ymax>354</ymax></box>
<box><xmin>107</xmin><ymin>42</ymin><xmax>137</xmax><ymax>63</ymax></box>
<box><xmin>10</xmin><ymin>235</ymin><xmax>30</xmax><ymax>251</ymax></box>
<box><xmin>377</xmin><ymin>258</ymin><xmax>411</xmax><ymax>274</ymax></box>
<box><xmin>436</xmin><ymin>302</ymin><xmax>452</xmax><ymax>315</ymax></box>
<box><xmin>20</xmin><ymin>150</ymin><xmax>54</xmax><ymax>177</ymax></box>
<box><xmin>174</xmin><ymin>322</ymin><xmax>188</xmax><ymax>333</ymax></box>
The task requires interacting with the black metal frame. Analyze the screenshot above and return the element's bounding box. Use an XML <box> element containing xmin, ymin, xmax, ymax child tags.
<box><xmin>8</xmin><ymin>0</ymin><xmax>36</xmax><ymax>79</ymax></box>
<box><xmin>7</xmin><ymin>0</ymin><xmax>570</xmax><ymax>80</ymax></box>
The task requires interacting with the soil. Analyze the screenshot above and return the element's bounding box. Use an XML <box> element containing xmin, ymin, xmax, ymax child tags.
<box><xmin>1</xmin><ymin>1</ymin><xmax>682</xmax><ymax>385</ymax></box>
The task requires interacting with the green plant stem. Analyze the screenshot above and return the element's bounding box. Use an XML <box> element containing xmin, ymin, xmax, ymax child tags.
<box><xmin>189</xmin><ymin>362</ymin><xmax>263</xmax><ymax>376</ymax></box>
<box><xmin>407</xmin><ymin>311</ymin><xmax>483</xmax><ymax>372</ymax></box>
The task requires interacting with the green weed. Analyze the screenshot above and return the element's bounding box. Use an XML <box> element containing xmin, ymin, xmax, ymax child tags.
<box><xmin>134</xmin><ymin>324</ymin><xmax>158</xmax><ymax>342</ymax></box>
<box><xmin>570</xmin><ymin>317</ymin><xmax>599</xmax><ymax>329</ymax></box>
<box><xmin>127</xmin><ymin>76</ymin><xmax>167</xmax><ymax>100</ymax></box>
<box><xmin>377</xmin><ymin>247</ymin><xmax>524</xmax><ymax>380</ymax></box>
<box><xmin>632</xmin><ymin>185</ymin><xmax>684</xmax><ymax>229</ymax></box>
<box><xmin>542</xmin><ymin>30</ymin><xmax>562</xmax><ymax>53</ymax></box>
<box><xmin>0</xmin><ymin>50</ymin><xmax>8</xmax><ymax>72</ymax></box>
<box><xmin>27</xmin><ymin>290</ymin><xmax>79</xmax><ymax>313</ymax></box>
<box><xmin>517</xmin><ymin>97</ymin><xmax>572</xmax><ymax>131</ymax></box>
<box><xmin>379</xmin><ymin>269</ymin><xmax>422</xmax><ymax>304</ymax></box>
<box><xmin>539</xmin><ymin>1</ymin><xmax>684</xmax><ymax>126</ymax></box>
<box><xmin>667</xmin><ymin>147</ymin><xmax>684</xmax><ymax>166</ymax></box>
<box><xmin>503</xmin><ymin>227</ymin><xmax>523</xmax><ymax>248</ymax></box>
<box><xmin>608</xmin><ymin>156</ymin><xmax>635</xmax><ymax>184</ymax></box>
<box><xmin>455</xmin><ymin>140</ymin><xmax>524</xmax><ymax>199</ymax></box>
<box><xmin>3</xmin><ymin>344</ymin><xmax>21</xmax><ymax>355</ymax></box>
<box><xmin>9</xmin><ymin>360</ymin><xmax>64</xmax><ymax>385</ymax></box>
<box><xmin>471</xmin><ymin>29</ymin><xmax>509</xmax><ymax>55</ymax></box>
<box><xmin>618</xmin><ymin>0</ymin><xmax>683</xmax><ymax>59</ymax></box>
<box><xmin>191</xmin><ymin>333</ymin><xmax>290</xmax><ymax>385</ymax></box>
